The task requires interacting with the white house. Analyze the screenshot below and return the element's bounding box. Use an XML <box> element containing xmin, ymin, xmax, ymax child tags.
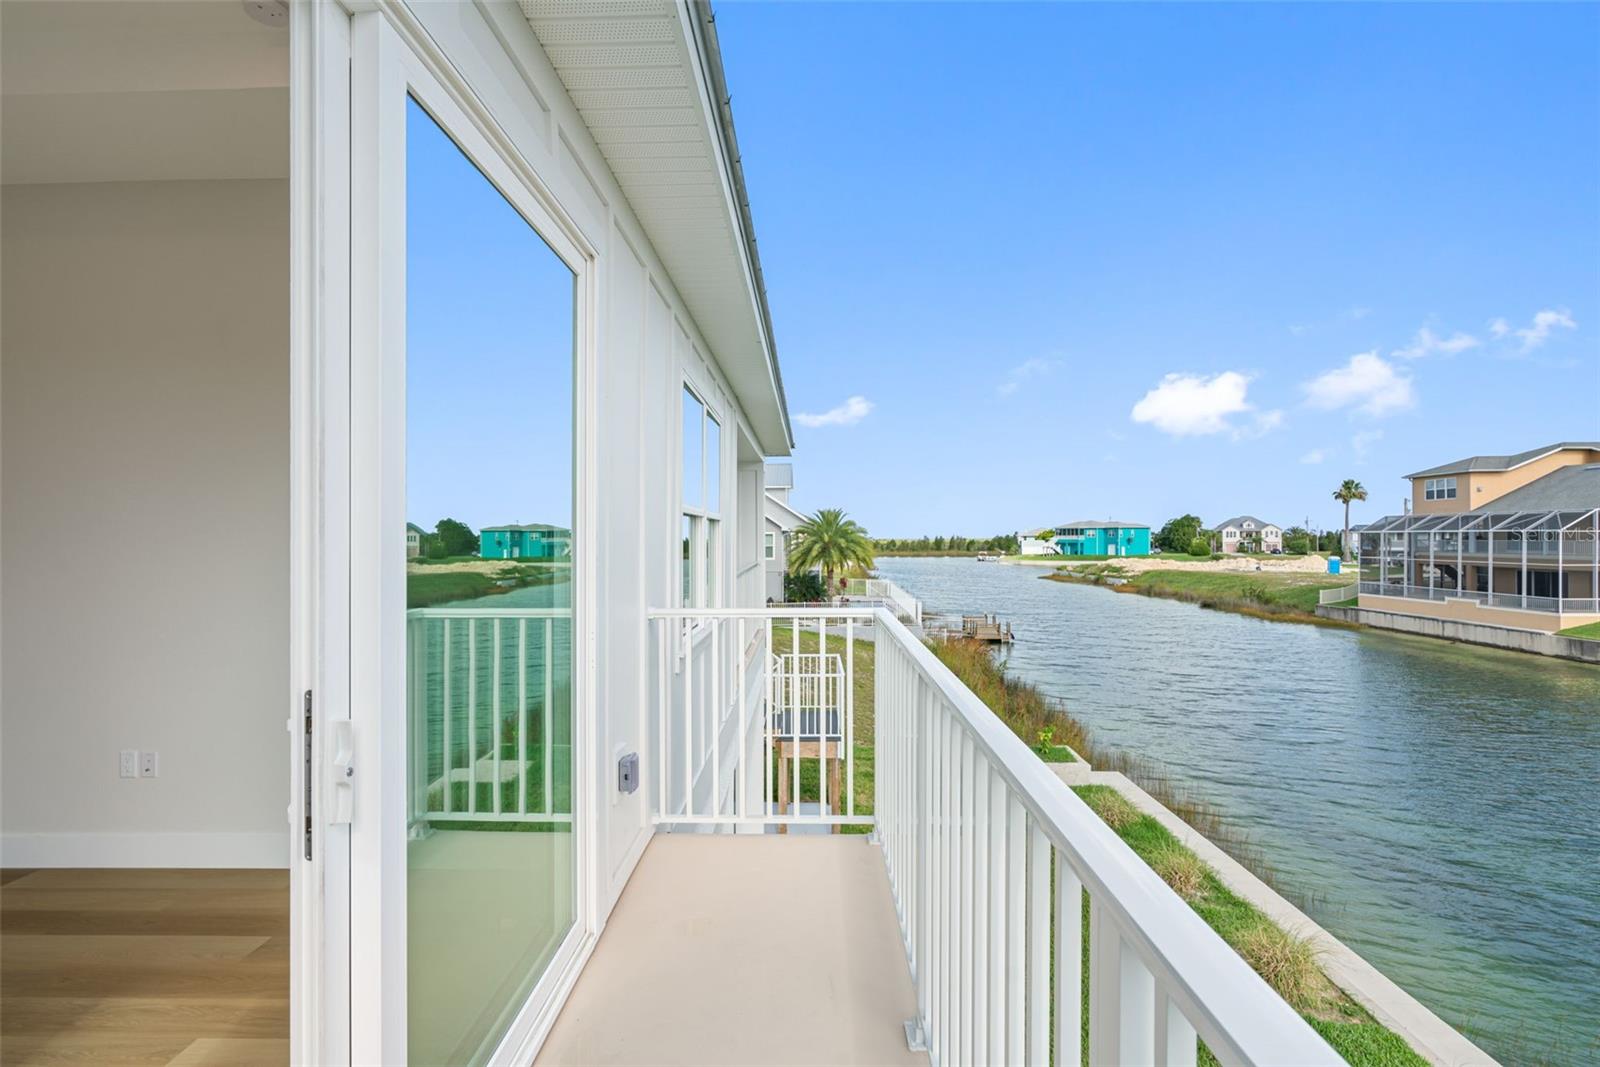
<box><xmin>0</xmin><ymin>4</ymin><xmax>1367</xmax><ymax>1065</ymax></box>
<box><xmin>1215</xmin><ymin>515</ymin><xmax>1283</xmax><ymax>554</ymax></box>
<box><xmin>763</xmin><ymin>461</ymin><xmax>806</xmax><ymax>600</ymax></box>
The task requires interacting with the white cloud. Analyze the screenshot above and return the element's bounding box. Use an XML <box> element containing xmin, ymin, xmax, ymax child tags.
<box><xmin>1513</xmin><ymin>308</ymin><xmax>1576</xmax><ymax>352</ymax></box>
<box><xmin>1488</xmin><ymin>317</ymin><xmax>1510</xmax><ymax>339</ymax></box>
<box><xmin>997</xmin><ymin>358</ymin><xmax>1056</xmax><ymax>397</ymax></box>
<box><xmin>1130</xmin><ymin>370</ymin><xmax>1271</xmax><ymax>437</ymax></box>
<box><xmin>1245</xmin><ymin>409</ymin><xmax>1286</xmax><ymax>438</ymax></box>
<box><xmin>795</xmin><ymin>395</ymin><xmax>874</xmax><ymax>428</ymax></box>
<box><xmin>1351</xmin><ymin>430</ymin><xmax>1384</xmax><ymax>461</ymax></box>
<box><xmin>1392</xmin><ymin>326</ymin><xmax>1479</xmax><ymax>360</ymax></box>
<box><xmin>1303</xmin><ymin>351</ymin><xmax>1416</xmax><ymax>417</ymax></box>
<box><xmin>1346</xmin><ymin>306</ymin><xmax>1372</xmax><ymax>321</ymax></box>
<box><xmin>1300</xmin><ymin>449</ymin><xmax>1327</xmax><ymax>465</ymax></box>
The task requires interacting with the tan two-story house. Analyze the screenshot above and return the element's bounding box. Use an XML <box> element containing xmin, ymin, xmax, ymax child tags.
<box><xmin>1358</xmin><ymin>442</ymin><xmax>1600</xmax><ymax>633</ymax></box>
<box><xmin>1408</xmin><ymin>441</ymin><xmax>1600</xmax><ymax>514</ymax></box>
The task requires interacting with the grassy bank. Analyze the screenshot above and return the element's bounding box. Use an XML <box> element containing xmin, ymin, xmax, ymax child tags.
<box><xmin>931</xmin><ymin>640</ymin><xmax>1271</xmax><ymax>881</ymax></box>
<box><xmin>1050</xmin><ymin>566</ymin><xmax>1355</xmax><ymax>625</ymax></box>
<box><xmin>1557</xmin><ymin>620</ymin><xmax>1600</xmax><ymax>641</ymax></box>
<box><xmin>1074</xmin><ymin>786</ymin><xmax>1427</xmax><ymax>1067</ymax></box>
<box><xmin>406</xmin><ymin>565</ymin><xmax>563</xmax><ymax>609</ymax></box>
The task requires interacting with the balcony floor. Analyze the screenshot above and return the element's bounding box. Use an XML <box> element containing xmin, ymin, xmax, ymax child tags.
<box><xmin>538</xmin><ymin>834</ymin><xmax>926</xmax><ymax>1067</ymax></box>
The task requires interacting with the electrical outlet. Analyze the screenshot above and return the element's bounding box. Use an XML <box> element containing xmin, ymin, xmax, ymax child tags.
<box><xmin>119</xmin><ymin>750</ymin><xmax>138</xmax><ymax>779</ymax></box>
<box><xmin>139</xmin><ymin>751</ymin><xmax>159</xmax><ymax>778</ymax></box>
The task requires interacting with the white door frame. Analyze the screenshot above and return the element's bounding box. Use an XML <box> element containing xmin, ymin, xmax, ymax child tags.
<box><xmin>343</xmin><ymin>6</ymin><xmax>602</xmax><ymax>1062</ymax></box>
<box><xmin>289</xmin><ymin>2</ymin><xmax>352</xmax><ymax>1064</ymax></box>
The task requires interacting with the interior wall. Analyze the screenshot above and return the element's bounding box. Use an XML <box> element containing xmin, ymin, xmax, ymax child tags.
<box><xmin>1</xmin><ymin>178</ymin><xmax>289</xmax><ymax>867</ymax></box>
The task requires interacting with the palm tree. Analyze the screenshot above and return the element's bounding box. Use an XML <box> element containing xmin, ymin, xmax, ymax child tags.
<box><xmin>1332</xmin><ymin>479</ymin><xmax>1368</xmax><ymax>558</ymax></box>
<box><xmin>788</xmin><ymin>508</ymin><xmax>875</xmax><ymax>596</ymax></box>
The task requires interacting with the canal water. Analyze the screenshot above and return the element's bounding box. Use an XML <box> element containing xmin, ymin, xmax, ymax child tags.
<box><xmin>875</xmin><ymin>556</ymin><xmax>1600</xmax><ymax>1066</ymax></box>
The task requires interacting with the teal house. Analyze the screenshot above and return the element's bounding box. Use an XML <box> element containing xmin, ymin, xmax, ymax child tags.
<box><xmin>1051</xmin><ymin>520</ymin><xmax>1151</xmax><ymax>556</ymax></box>
<box><xmin>480</xmin><ymin>523</ymin><xmax>572</xmax><ymax>560</ymax></box>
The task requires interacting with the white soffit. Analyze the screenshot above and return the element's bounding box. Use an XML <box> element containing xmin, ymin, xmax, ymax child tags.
<box><xmin>519</xmin><ymin>0</ymin><xmax>790</xmax><ymax>454</ymax></box>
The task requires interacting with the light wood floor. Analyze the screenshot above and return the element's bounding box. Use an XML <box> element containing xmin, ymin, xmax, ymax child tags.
<box><xmin>1</xmin><ymin>868</ymin><xmax>288</xmax><ymax>1066</ymax></box>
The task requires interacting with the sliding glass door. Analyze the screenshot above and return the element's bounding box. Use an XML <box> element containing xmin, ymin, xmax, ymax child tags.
<box><xmin>403</xmin><ymin>95</ymin><xmax>577</xmax><ymax>1064</ymax></box>
<box><xmin>346</xmin><ymin>15</ymin><xmax>589</xmax><ymax>1062</ymax></box>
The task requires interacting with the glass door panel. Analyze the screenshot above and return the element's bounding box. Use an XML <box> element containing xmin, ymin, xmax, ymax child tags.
<box><xmin>404</xmin><ymin>95</ymin><xmax>575</xmax><ymax>1066</ymax></box>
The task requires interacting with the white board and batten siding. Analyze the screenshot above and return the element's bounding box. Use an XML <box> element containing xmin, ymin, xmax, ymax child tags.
<box><xmin>393</xmin><ymin>2</ymin><xmax>784</xmax><ymax>921</ymax></box>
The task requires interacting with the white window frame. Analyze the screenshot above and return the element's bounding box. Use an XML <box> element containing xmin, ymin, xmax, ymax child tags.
<box><xmin>1425</xmin><ymin>476</ymin><xmax>1458</xmax><ymax>501</ymax></box>
<box><xmin>343</xmin><ymin>11</ymin><xmax>600</xmax><ymax>1065</ymax></box>
<box><xmin>764</xmin><ymin>531</ymin><xmax>777</xmax><ymax>560</ymax></box>
<box><xmin>680</xmin><ymin>383</ymin><xmax>723</xmax><ymax>615</ymax></box>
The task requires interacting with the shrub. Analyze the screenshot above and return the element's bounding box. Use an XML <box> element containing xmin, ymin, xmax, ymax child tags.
<box><xmin>1239</xmin><ymin>581</ymin><xmax>1275</xmax><ymax>606</ymax></box>
<box><xmin>1150</xmin><ymin>843</ymin><xmax>1208</xmax><ymax>900</ymax></box>
<box><xmin>1188</xmin><ymin>537</ymin><xmax>1212</xmax><ymax>557</ymax></box>
<box><xmin>1235</xmin><ymin>921</ymin><xmax>1335</xmax><ymax>1015</ymax></box>
<box><xmin>783</xmin><ymin>571</ymin><xmax>825</xmax><ymax>602</ymax></box>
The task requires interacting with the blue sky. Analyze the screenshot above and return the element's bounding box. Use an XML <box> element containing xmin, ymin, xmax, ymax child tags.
<box><xmin>407</xmin><ymin>98</ymin><xmax>574</xmax><ymax>533</ymax></box>
<box><xmin>717</xmin><ymin>2</ymin><xmax>1600</xmax><ymax>538</ymax></box>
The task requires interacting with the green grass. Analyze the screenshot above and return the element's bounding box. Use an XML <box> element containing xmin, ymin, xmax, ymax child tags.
<box><xmin>1034</xmin><ymin>743</ymin><xmax>1077</xmax><ymax>763</ymax></box>
<box><xmin>1048</xmin><ymin>567</ymin><xmax>1356</xmax><ymax>625</ymax></box>
<box><xmin>407</xmin><ymin>570</ymin><xmax>503</xmax><ymax>609</ymax></box>
<box><xmin>1073</xmin><ymin>786</ymin><xmax>1428</xmax><ymax>1067</ymax></box>
<box><xmin>1557</xmin><ymin>620</ymin><xmax>1600</xmax><ymax>640</ymax></box>
<box><xmin>1126</xmin><ymin>570</ymin><xmax>1353</xmax><ymax>614</ymax></box>
<box><xmin>405</xmin><ymin>564</ymin><xmax>565</xmax><ymax>609</ymax></box>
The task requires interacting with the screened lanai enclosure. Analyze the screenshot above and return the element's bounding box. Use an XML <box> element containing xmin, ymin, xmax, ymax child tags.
<box><xmin>1358</xmin><ymin>509</ymin><xmax>1600</xmax><ymax>616</ymax></box>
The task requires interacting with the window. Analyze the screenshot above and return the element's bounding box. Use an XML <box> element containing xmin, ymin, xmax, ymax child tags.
<box><xmin>1425</xmin><ymin>477</ymin><xmax>1458</xmax><ymax>501</ymax></box>
<box><xmin>681</xmin><ymin>386</ymin><xmax>722</xmax><ymax>608</ymax></box>
<box><xmin>764</xmin><ymin>532</ymin><xmax>777</xmax><ymax>560</ymax></box>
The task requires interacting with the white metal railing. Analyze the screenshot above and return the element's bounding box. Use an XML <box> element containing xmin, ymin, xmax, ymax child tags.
<box><xmin>647</xmin><ymin>607</ymin><xmax>876</xmax><ymax>829</ymax></box>
<box><xmin>406</xmin><ymin>608</ymin><xmax>572</xmax><ymax>828</ymax></box>
<box><xmin>871</xmin><ymin>609</ymin><xmax>1340</xmax><ymax>1066</ymax></box>
<box><xmin>1317</xmin><ymin>582</ymin><xmax>1359</xmax><ymax>605</ymax></box>
<box><xmin>846</xmin><ymin>577</ymin><xmax>923</xmax><ymax>627</ymax></box>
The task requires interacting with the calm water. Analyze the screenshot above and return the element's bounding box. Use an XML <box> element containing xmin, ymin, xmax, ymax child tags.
<box><xmin>877</xmin><ymin>557</ymin><xmax>1600</xmax><ymax>1066</ymax></box>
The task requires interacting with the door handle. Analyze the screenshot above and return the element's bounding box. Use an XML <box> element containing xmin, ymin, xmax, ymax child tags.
<box><xmin>328</xmin><ymin>719</ymin><xmax>355</xmax><ymax>825</ymax></box>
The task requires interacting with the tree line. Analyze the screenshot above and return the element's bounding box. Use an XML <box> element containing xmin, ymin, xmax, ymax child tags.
<box><xmin>872</xmin><ymin>533</ymin><xmax>1021</xmax><ymax>554</ymax></box>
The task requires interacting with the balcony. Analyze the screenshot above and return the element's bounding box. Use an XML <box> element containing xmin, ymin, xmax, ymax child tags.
<box><xmin>537</xmin><ymin>607</ymin><xmax>1342</xmax><ymax>1065</ymax></box>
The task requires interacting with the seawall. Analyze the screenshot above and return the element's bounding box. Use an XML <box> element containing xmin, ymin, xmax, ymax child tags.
<box><xmin>1316</xmin><ymin>605</ymin><xmax>1600</xmax><ymax>664</ymax></box>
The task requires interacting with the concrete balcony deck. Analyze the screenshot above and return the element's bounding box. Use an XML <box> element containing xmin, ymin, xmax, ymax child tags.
<box><xmin>537</xmin><ymin>835</ymin><xmax>924</xmax><ymax>1067</ymax></box>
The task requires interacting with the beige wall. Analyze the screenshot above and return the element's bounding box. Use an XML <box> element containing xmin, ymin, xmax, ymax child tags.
<box><xmin>1</xmin><ymin>179</ymin><xmax>288</xmax><ymax>866</ymax></box>
<box><xmin>1357</xmin><ymin>593</ymin><xmax>1599</xmax><ymax>634</ymax></box>
<box><xmin>1412</xmin><ymin>448</ymin><xmax>1600</xmax><ymax>514</ymax></box>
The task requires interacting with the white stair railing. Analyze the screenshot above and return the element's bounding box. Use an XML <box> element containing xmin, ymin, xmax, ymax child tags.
<box><xmin>846</xmin><ymin>577</ymin><xmax>923</xmax><ymax>627</ymax></box>
<box><xmin>646</xmin><ymin>607</ymin><xmax>876</xmax><ymax>830</ymax></box>
<box><xmin>871</xmin><ymin>608</ymin><xmax>1341</xmax><ymax>1067</ymax></box>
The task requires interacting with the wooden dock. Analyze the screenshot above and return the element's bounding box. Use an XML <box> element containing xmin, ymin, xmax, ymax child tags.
<box><xmin>926</xmin><ymin>612</ymin><xmax>1014</xmax><ymax>645</ymax></box>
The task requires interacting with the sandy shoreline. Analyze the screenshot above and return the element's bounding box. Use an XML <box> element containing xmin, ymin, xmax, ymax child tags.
<box><xmin>1003</xmin><ymin>554</ymin><xmax>1335</xmax><ymax>577</ymax></box>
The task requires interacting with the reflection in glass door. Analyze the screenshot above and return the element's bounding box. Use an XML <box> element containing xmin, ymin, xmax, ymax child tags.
<box><xmin>403</xmin><ymin>96</ymin><xmax>576</xmax><ymax>1065</ymax></box>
